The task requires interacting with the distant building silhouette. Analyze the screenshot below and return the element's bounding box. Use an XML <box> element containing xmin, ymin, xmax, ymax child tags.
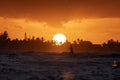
<box><xmin>24</xmin><ymin>32</ymin><xmax>27</xmax><ymax>41</ymax></box>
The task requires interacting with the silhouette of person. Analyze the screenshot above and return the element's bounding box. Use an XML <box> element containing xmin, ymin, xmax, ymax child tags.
<box><xmin>69</xmin><ymin>44</ymin><xmax>74</xmax><ymax>55</ymax></box>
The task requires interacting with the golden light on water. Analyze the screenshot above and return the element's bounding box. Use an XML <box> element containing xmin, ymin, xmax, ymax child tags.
<box><xmin>61</xmin><ymin>71</ymin><xmax>74</xmax><ymax>80</ymax></box>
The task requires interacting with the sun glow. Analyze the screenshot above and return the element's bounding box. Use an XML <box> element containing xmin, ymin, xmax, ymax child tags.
<box><xmin>53</xmin><ymin>33</ymin><xmax>67</xmax><ymax>45</ymax></box>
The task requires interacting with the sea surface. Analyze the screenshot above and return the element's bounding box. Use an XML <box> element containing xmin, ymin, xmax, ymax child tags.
<box><xmin>0</xmin><ymin>52</ymin><xmax>120</xmax><ymax>80</ymax></box>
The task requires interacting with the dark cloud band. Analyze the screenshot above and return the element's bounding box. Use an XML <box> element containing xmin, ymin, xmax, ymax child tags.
<box><xmin>0</xmin><ymin>0</ymin><xmax>120</xmax><ymax>24</ymax></box>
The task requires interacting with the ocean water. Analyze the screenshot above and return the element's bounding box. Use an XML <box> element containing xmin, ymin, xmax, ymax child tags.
<box><xmin>0</xmin><ymin>52</ymin><xmax>120</xmax><ymax>80</ymax></box>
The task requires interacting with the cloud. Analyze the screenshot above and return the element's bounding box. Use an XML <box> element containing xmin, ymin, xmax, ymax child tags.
<box><xmin>0</xmin><ymin>17</ymin><xmax>23</xmax><ymax>30</ymax></box>
<box><xmin>0</xmin><ymin>17</ymin><xmax>50</xmax><ymax>39</ymax></box>
<box><xmin>0</xmin><ymin>17</ymin><xmax>48</xmax><ymax>29</ymax></box>
<box><xmin>61</xmin><ymin>18</ymin><xmax>120</xmax><ymax>43</ymax></box>
<box><xmin>14</xmin><ymin>25</ymin><xmax>23</xmax><ymax>29</ymax></box>
<box><xmin>62</xmin><ymin>19</ymin><xmax>81</xmax><ymax>28</ymax></box>
<box><xmin>0</xmin><ymin>0</ymin><xmax>120</xmax><ymax>25</ymax></box>
<box><xmin>0</xmin><ymin>16</ymin><xmax>120</xmax><ymax>43</ymax></box>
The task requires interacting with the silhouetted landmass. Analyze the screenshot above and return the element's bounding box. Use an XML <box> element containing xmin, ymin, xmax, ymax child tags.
<box><xmin>0</xmin><ymin>31</ymin><xmax>120</xmax><ymax>53</ymax></box>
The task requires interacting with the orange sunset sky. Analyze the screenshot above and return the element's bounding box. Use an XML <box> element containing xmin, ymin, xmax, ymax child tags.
<box><xmin>0</xmin><ymin>0</ymin><xmax>120</xmax><ymax>44</ymax></box>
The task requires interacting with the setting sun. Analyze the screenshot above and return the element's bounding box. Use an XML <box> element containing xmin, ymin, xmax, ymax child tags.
<box><xmin>53</xmin><ymin>33</ymin><xmax>67</xmax><ymax>45</ymax></box>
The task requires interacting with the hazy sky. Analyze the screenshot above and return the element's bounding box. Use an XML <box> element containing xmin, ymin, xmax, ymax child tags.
<box><xmin>0</xmin><ymin>0</ymin><xmax>120</xmax><ymax>43</ymax></box>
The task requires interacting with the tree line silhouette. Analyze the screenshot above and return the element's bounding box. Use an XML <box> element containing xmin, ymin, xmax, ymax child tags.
<box><xmin>0</xmin><ymin>31</ymin><xmax>120</xmax><ymax>53</ymax></box>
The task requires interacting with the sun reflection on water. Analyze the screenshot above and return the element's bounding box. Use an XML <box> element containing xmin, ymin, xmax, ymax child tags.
<box><xmin>61</xmin><ymin>71</ymin><xmax>74</xmax><ymax>80</ymax></box>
